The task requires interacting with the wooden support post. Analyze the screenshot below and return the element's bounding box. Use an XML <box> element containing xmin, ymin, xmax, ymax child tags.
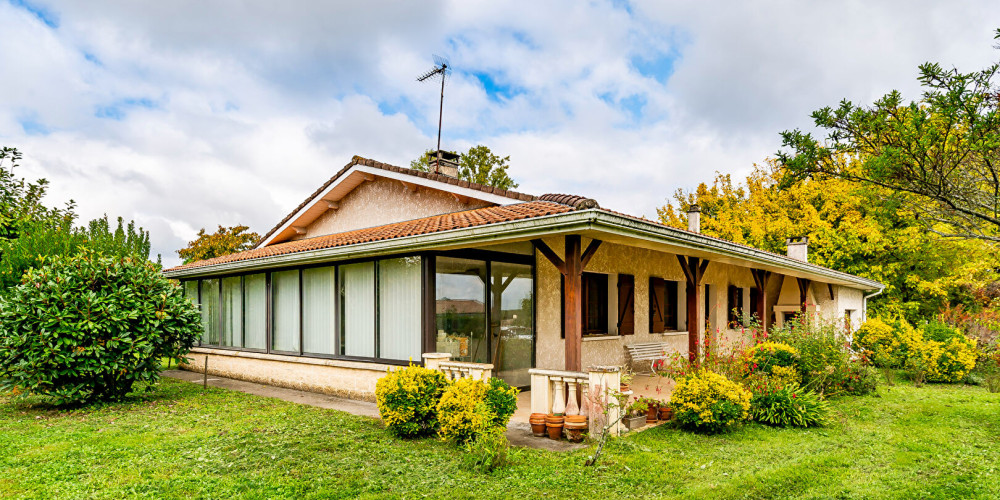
<box><xmin>678</xmin><ymin>255</ymin><xmax>710</xmax><ymax>364</ymax></box>
<box><xmin>751</xmin><ymin>269</ymin><xmax>771</xmax><ymax>331</ymax></box>
<box><xmin>796</xmin><ymin>278</ymin><xmax>812</xmax><ymax>313</ymax></box>
<box><xmin>564</xmin><ymin>235</ymin><xmax>583</xmax><ymax>372</ymax></box>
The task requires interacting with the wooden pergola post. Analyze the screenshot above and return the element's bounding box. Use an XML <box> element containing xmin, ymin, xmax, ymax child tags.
<box><xmin>796</xmin><ymin>278</ymin><xmax>812</xmax><ymax>313</ymax></box>
<box><xmin>533</xmin><ymin>236</ymin><xmax>602</xmax><ymax>372</ymax></box>
<box><xmin>751</xmin><ymin>269</ymin><xmax>771</xmax><ymax>332</ymax></box>
<box><xmin>677</xmin><ymin>255</ymin><xmax>709</xmax><ymax>364</ymax></box>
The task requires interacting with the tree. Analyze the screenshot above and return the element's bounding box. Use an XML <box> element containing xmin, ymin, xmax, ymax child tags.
<box><xmin>177</xmin><ymin>224</ymin><xmax>261</xmax><ymax>264</ymax></box>
<box><xmin>408</xmin><ymin>145</ymin><xmax>519</xmax><ymax>189</ymax></box>
<box><xmin>778</xmin><ymin>29</ymin><xmax>1000</xmax><ymax>243</ymax></box>
<box><xmin>658</xmin><ymin>160</ymin><xmax>999</xmax><ymax>322</ymax></box>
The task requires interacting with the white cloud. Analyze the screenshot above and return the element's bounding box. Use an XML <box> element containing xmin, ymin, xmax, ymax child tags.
<box><xmin>1</xmin><ymin>0</ymin><xmax>998</xmax><ymax>267</ymax></box>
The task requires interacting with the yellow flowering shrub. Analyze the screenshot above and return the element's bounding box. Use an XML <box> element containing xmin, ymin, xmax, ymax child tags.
<box><xmin>375</xmin><ymin>365</ymin><xmax>449</xmax><ymax>438</ymax></box>
<box><xmin>743</xmin><ymin>342</ymin><xmax>800</xmax><ymax>376</ymax></box>
<box><xmin>911</xmin><ymin>335</ymin><xmax>978</xmax><ymax>383</ymax></box>
<box><xmin>437</xmin><ymin>377</ymin><xmax>492</xmax><ymax>444</ymax></box>
<box><xmin>669</xmin><ymin>370</ymin><xmax>751</xmax><ymax>433</ymax></box>
<box><xmin>855</xmin><ymin>317</ymin><xmax>922</xmax><ymax>367</ymax></box>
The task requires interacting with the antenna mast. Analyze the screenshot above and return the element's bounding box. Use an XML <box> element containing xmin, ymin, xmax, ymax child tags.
<box><xmin>417</xmin><ymin>56</ymin><xmax>450</xmax><ymax>164</ymax></box>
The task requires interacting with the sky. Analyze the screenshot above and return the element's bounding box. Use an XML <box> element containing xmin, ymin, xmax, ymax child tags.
<box><xmin>2</xmin><ymin>0</ymin><xmax>998</xmax><ymax>267</ymax></box>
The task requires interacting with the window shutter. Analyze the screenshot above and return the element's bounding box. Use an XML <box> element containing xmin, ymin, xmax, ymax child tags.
<box><xmin>649</xmin><ymin>277</ymin><xmax>665</xmax><ymax>333</ymax></box>
<box><xmin>664</xmin><ymin>281</ymin><xmax>678</xmax><ymax>331</ymax></box>
<box><xmin>617</xmin><ymin>274</ymin><xmax>635</xmax><ymax>335</ymax></box>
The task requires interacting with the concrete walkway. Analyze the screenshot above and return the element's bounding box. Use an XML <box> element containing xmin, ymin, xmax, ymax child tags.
<box><xmin>162</xmin><ymin>369</ymin><xmax>585</xmax><ymax>452</ymax></box>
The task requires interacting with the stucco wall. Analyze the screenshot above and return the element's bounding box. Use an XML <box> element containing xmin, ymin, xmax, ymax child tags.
<box><xmin>300</xmin><ymin>177</ymin><xmax>492</xmax><ymax>239</ymax></box>
<box><xmin>182</xmin><ymin>348</ymin><xmax>391</xmax><ymax>401</ymax></box>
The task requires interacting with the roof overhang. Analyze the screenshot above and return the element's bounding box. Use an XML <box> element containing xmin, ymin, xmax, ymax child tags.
<box><xmin>167</xmin><ymin>210</ymin><xmax>883</xmax><ymax>291</ymax></box>
<box><xmin>258</xmin><ymin>163</ymin><xmax>529</xmax><ymax>248</ymax></box>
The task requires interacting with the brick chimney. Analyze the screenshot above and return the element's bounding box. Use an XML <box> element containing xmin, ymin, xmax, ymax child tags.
<box><xmin>687</xmin><ymin>204</ymin><xmax>702</xmax><ymax>233</ymax></box>
<box><xmin>786</xmin><ymin>236</ymin><xmax>809</xmax><ymax>262</ymax></box>
<box><xmin>426</xmin><ymin>150</ymin><xmax>459</xmax><ymax>178</ymax></box>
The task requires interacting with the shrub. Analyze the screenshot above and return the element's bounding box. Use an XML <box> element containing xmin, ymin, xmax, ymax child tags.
<box><xmin>854</xmin><ymin>317</ymin><xmax>922</xmax><ymax>368</ymax></box>
<box><xmin>483</xmin><ymin>377</ymin><xmax>519</xmax><ymax>428</ymax></box>
<box><xmin>375</xmin><ymin>365</ymin><xmax>449</xmax><ymax>438</ymax></box>
<box><xmin>0</xmin><ymin>253</ymin><xmax>201</xmax><ymax>405</ymax></box>
<box><xmin>669</xmin><ymin>370</ymin><xmax>751</xmax><ymax>434</ymax></box>
<box><xmin>437</xmin><ymin>377</ymin><xmax>493</xmax><ymax>444</ymax></box>
<box><xmin>911</xmin><ymin>335</ymin><xmax>978</xmax><ymax>383</ymax></box>
<box><xmin>744</xmin><ymin>342</ymin><xmax>800</xmax><ymax>376</ymax></box>
<box><xmin>921</xmin><ymin>320</ymin><xmax>963</xmax><ymax>342</ymax></box>
<box><xmin>749</xmin><ymin>383</ymin><xmax>829</xmax><ymax>428</ymax></box>
<box><xmin>771</xmin><ymin>317</ymin><xmax>878</xmax><ymax>396</ymax></box>
<box><xmin>462</xmin><ymin>428</ymin><xmax>511</xmax><ymax>473</ymax></box>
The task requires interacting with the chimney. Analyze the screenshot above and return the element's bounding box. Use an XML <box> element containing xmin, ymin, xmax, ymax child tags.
<box><xmin>426</xmin><ymin>150</ymin><xmax>459</xmax><ymax>178</ymax></box>
<box><xmin>786</xmin><ymin>236</ymin><xmax>809</xmax><ymax>262</ymax></box>
<box><xmin>687</xmin><ymin>204</ymin><xmax>701</xmax><ymax>233</ymax></box>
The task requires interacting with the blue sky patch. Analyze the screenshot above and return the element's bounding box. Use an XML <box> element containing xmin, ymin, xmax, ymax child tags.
<box><xmin>95</xmin><ymin>97</ymin><xmax>158</xmax><ymax>120</ymax></box>
<box><xmin>18</xmin><ymin>113</ymin><xmax>49</xmax><ymax>135</ymax></box>
<box><xmin>470</xmin><ymin>71</ymin><xmax>523</xmax><ymax>102</ymax></box>
<box><xmin>83</xmin><ymin>51</ymin><xmax>102</xmax><ymax>66</ymax></box>
<box><xmin>10</xmin><ymin>0</ymin><xmax>58</xmax><ymax>28</ymax></box>
<box><xmin>631</xmin><ymin>52</ymin><xmax>677</xmax><ymax>84</ymax></box>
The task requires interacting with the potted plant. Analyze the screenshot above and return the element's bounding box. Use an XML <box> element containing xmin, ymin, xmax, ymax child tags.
<box><xmin>624</xmin><ymin>400</ymin><xmax>648</xmax><ymax>430</ymax></box>
<box><xmin>637</xmin><ymin>397</ymin><xmax>659</xmax><ymax>423</ymax></box>
<box><xmin>658</xmin><ymin>401</ymin><xmax>673</xmax><ymax>421</ymax></box>
<box><xmin>545</xmin><ymin>414</ymin><xmax>565</xmax><ymax>440</ymax></box>
<box><xmin>564</xmin><ymin>415</ymin><xmax>588</xmax><ymax>443</ymax></box>
<box><xmin>620</xmin><ymin>367</ymin><xmax>635</xmax><ymax>392</ymax></box>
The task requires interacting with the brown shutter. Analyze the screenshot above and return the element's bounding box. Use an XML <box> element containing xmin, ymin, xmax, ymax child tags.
<box><xmin>617</xmin><ymin>274</ymin><xmax>635</xmax><ymax>335</ymax></box>
<box><xmin>649</xmin><ymin>277</ymin><xmax>665</xmax><ymax>333</ymax></box>
<box><xmin>664</xmin><ymin>281</ymin><xmax>678</xmax><ymax>330</ymax></box>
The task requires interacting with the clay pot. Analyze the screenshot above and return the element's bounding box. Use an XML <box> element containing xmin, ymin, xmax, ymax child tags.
<box><xmin>529</xmin><ymin>413</ymin><xmax>547</xmax><ymax>437</ymax></box>
<box><xmin>545</xmin><ymin>414</ymin><xmax>565</xmax><ymax>440</ymax></box>
<box><xmin>620</xmin><ymin>384</ymin><xmax>631</xmax><ymax>393</ymax></box>
<box><xmin>658</xmin><ymin>406</ymin><xmax>673</xmax><ymax>421</ymax></box>
<box><xmin>564</xmin><ymin>417</ymin><xmax>588</xmax><ymax>443</ymax></box>
<box><xmin>645</xmin><ymin>403</ymin><xmax>658</xmax><ymax>423</ymax></box>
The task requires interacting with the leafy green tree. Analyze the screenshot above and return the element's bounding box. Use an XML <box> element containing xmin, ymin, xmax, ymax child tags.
<box><xmin>177</xmin><ymin>224</ymin><xmax>261</xmax><ymax>264</ymax></box>
<box><xmin>409</xmin><ymin>145</ymin><xmax>519</xmax><ymax>189</ymax></box>
<box><xmin>0</xmin><ymin>147</ymin><xmax>74</xmax><ymax>240</ymax></box>
<box><xmin>658</xmin><ymin>161</ymin><xmax>999</xmax><ymax>322</ymax></box>
<box><xmin>778</xmin><ymin>29</ymin><xmax>1000</xmax><ymax>243</ymax></box>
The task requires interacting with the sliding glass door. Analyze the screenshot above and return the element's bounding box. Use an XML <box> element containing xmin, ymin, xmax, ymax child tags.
<box><xmin>435</xmin><ymin>258</ymin><xmax>489</xmax><ymax>363</ymax></box>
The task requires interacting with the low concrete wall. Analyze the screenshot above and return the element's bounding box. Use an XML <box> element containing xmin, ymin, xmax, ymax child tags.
<box><xmin>180</xmin><ymin>348</ymin><xmax>394</xmax><ymax>401</ymax></box>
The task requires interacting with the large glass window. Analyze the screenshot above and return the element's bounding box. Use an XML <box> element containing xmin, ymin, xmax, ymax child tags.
<box><xmin>435</xmin><ymin>258</ymin><xmax>488</xmax><ymax>363</ymax></box>
<box><xmin>302</xmin><ymin>266</ymin><xmax>336</xmax><ymax>355</ymax></box>
<box><xmin>378</xmin><ymin>257</ymin><xmax>423</xmax><ymax>361</ymax></box>
<box><xmin>491</xmin><ymin>262</ymin><xmax>533</xmax><ymax>387</ymax></box>
<box><xmin>183</xmin><ymin>280</ymin><xmax>199</xmax><ymax>305</ymax></box>
<box><xmin>221</xmin><ymin>277</ymin><xmax>243</xmax><ymax>348</ymax></box>
<box><xmin>340</xmin><ymin>262</ymin><xmax>375</xmax><ymax>357</ymax></box>
<box><xmin>199</xmin><ymin>279</ymin><xmax>220</xmax><ymax>345</ymax></box>
<box><xmin>243</xmin><ymin>273</ymin><xmax>267</xmax><ymax>350</ymax></box>
<box><xmin>271</xmin><ymin>270</ymin><xmax>300</xmax><ymax>352</ymax></box>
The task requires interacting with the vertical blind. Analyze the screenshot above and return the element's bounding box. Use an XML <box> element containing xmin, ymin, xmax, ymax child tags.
<box><xmin>302</xmin><ymin>266</ymin><xmax>336</xmax><ymax>355</ymax></box>
<box><xmin>200</xmin><ymin>279</ymin><xmax>220</xmax><ymax>345</ymax></box>
<box><xmin>340</xmin><ymin>262</ymin><xmax>375</xmax><ymax>357</ymax></box>
<box><xmin>243</xmin><ymin>273</ymin><xmax>267</xmax><ymax>350</ymax></box>
<box><xmin>378</xmin><ymin>257</ymin><xmax>422</xmax><ymax>361</ymax></box>
<box><xmin>221</xmin><ymin>277</ymin><xmax>242</xmax><ymax>348</ymax></box>
<box><xmin>271</xmin><ymin>270</ymin><xmax>301</xmax><ymax>352</ymax></box>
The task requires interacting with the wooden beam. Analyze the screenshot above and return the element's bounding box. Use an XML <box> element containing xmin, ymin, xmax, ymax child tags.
<box><xmin>362</xmin><ymin>173</ymin><xmax>375</xmax><ymax>182</ymax></box>
<box><xmin>677</xmin><ymin>255</ymin><xmax>709</xmax><ymax>364</ymax></box>
<box><xmin>751</xmin><ymin>269</ymin><xmax>771</xmax><ymax>331</ymax></box>
<box><xmin>827</xmin><ymin>283</ymin><xmax>835</xmax><ymax>301</ymax></box>
<box><xmin>697</xmin><ymin>259</ymin><xmax>710</xmax><ymax>282</ymax></box>
<box><xmin>677</xmin><ymin>255</ymin><xmax>695</xmax><ymax>284</ymax></box>
<box><xmin>291</xmin><ymin>226</ymin><xmax>306</xmax><ymax>235</ymax></box>
<box><xmin>564</xmin><ymin>235</ymin><xmax>583</xmax><ymax>372</ymax></box>
<box><xmin>532</xmin><ymin>239</ymin><xmax>566</xmax><ymax>274</ymax></box>
<box><xmin>324</xmin><ymin>200</ymin><xmax>339</xmax><ymax>210</ymax></box>
<box><xmin>580</xmin><ymin>239</ymin><xmax>602</xmax><ymax>268</ymax></box>
<box><xmin>796</xmin><ymin>278</ymin><xmax>812</xmax><ymax>313</ymax></box>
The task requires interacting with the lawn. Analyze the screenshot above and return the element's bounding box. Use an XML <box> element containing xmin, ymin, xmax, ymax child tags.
<box><xmin>1</xmin><ymin>377</ymin><xmax>998</xmax><ymax>500</ymax></box>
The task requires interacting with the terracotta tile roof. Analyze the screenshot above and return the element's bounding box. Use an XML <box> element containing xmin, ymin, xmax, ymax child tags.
<box><xmin>538</xmin><ymin>193</ymin><xmax>600</xmax><ymax>209</ymax></box>
<box><xmin>258</xmin><ymin>155</ymin><xmax>539</xmax><ymax>245</ymax></box>
<box><xmin>167</xmin><ymin>201</ymin><xmax>573</xmax><ymax>272</ymax></box>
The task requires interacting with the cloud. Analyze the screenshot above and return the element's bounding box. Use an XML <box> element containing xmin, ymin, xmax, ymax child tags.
<box><xmin>1</xmin><ymin>0</ymin><xmax>999</xmax><ymax>267</ymax></box>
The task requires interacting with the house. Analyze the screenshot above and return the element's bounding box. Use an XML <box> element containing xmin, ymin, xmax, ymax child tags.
<box><xmin>164</xmin><ymin>154</ymin><xmax>883</xmax><ymax>399</ymax></box>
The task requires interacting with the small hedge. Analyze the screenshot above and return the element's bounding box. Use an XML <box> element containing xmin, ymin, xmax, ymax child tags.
<box><xmin>0</xmin><ymin>253</ymin><xmax>202</xmax><ymax>405</ymax></box>
<box><xmin>855</xmin><ymin>317</ymin><xmax>922</xmax><ymax>368</ymax></box>
<box><xmin>484</xmin><ymin>377</ymin><xmax>518</xmax><ymax>428</ymax></box>
<box><xmin>375</xmin><ymin>365</ymin><xmax>449</xmax><ymax>438</ymax></box>
<box><xmin>669</xmin><ymin>370</ymin><xmax>751</xmax><ymax>434</ymax></box>
<box><xmin>913</xmin><ymin>335</ymin><xmax>978</xmax><ymax>383</ymax></box>
<box><xmin>744</xmin><ymin>342</ymin><xmax>800</xmax><ymax>376</ymax></box>
<box><xmin>437</xmin><ymin>377</ymin><xmax>519</xmax><ymax>444</ymax></box>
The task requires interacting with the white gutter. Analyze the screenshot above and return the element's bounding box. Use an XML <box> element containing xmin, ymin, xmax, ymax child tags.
<box><xmin>166</xmin><ymin>208</ymin><xmax>885</xmax><ymax>291</ymax></box>
<box><xmin>862</xmin><ymin>288</ymin><xmax>884</xmax><ymax>323</ymax></box>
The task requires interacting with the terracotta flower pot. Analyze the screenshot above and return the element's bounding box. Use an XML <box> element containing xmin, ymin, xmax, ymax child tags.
<box><xmin>620</xmin><ymin>383</ymin><xmax>631</xmax><ymax>393</ymax></box>
<box><xmin>658</xmin><ymin>406</ymin><xmax>673</xmax><ymax>421</ymax></box>
<box><xmin>645</xmin><ymin>404</ymin><xmax>658</xmax><ymax>423</ymax></box>
<box><xmin>564</xmin><ymin>415</ymin><xmax>588</xmax><ymax>443</ymax></box>
<box><xmin>529</xmin><ymin>413</ymin><xmax>547</xmax><ymax>437</ymax></box>
<box><xmin>546</xmin><ymin>414</ymin><xmax>565</xmax><ymax>440</ymax></box>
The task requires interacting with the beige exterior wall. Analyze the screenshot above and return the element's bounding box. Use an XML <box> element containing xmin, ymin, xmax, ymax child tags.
<box><xmin>181</xmin><ymin>348</ymin><xmax>393</xmax><ymax>401</ymax></box>
<box><xmin>299</xmin><ymin>177</ymin><xmax>492</xmax><ymax>239</ymax></box>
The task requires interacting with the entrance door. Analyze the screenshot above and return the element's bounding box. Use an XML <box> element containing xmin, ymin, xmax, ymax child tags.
<box><xmin>490</xmin><ymin>262</ymin><xmax>534</xmax><ymax>388</ymax></box>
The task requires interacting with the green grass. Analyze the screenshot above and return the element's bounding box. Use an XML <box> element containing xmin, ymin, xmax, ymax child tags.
<box><xmin>1</xmin><ymin>379</ymin><xmax>998</xmax><ymax>500</ymax></box>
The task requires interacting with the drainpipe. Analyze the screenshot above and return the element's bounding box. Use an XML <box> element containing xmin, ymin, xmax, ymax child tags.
<box><xmin>862</xmin><ymin>288</ymin><xmax>884</xmax><ymax>323</ymax></box>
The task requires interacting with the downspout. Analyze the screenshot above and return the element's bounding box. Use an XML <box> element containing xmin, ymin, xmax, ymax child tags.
<box><xmin>862</xmin><ymin>288</ymin><xmax>884</xmax><ymax>323</ymax></box>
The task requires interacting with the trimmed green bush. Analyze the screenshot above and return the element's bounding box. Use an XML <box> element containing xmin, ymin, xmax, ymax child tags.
<box><xmin>0</xmin><ymin>253</ymin><xmax>201</xmax><ymax>404</ymax></box>
<box><xmin>669</xmin><ymin>370</ymin><xmax>751</xmax><ymax>434</ymax></box>
<box><xmin>438</xmin><ymin>377</ymin><xmax>493</xmax><ymax>444</ymax></box>
<box><xmin>375</xmin><ymin>365</ymin><xmax>449</xmax><ymax>438</ymax></box>
<box><xmin>484</xmin><ymin>377</ymin><xmax>518</xmax><ymax>428</ymax></box>
<box><xmin>749</xmin><ymin>383</ymin><xmax>829</xmax><ymax>428</ymax></box>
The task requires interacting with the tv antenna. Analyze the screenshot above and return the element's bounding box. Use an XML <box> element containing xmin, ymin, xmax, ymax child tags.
<box><xmin>416</xmin><ymin>55</ymin><xmax>451</xmax><ymax>164</ymax></box>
